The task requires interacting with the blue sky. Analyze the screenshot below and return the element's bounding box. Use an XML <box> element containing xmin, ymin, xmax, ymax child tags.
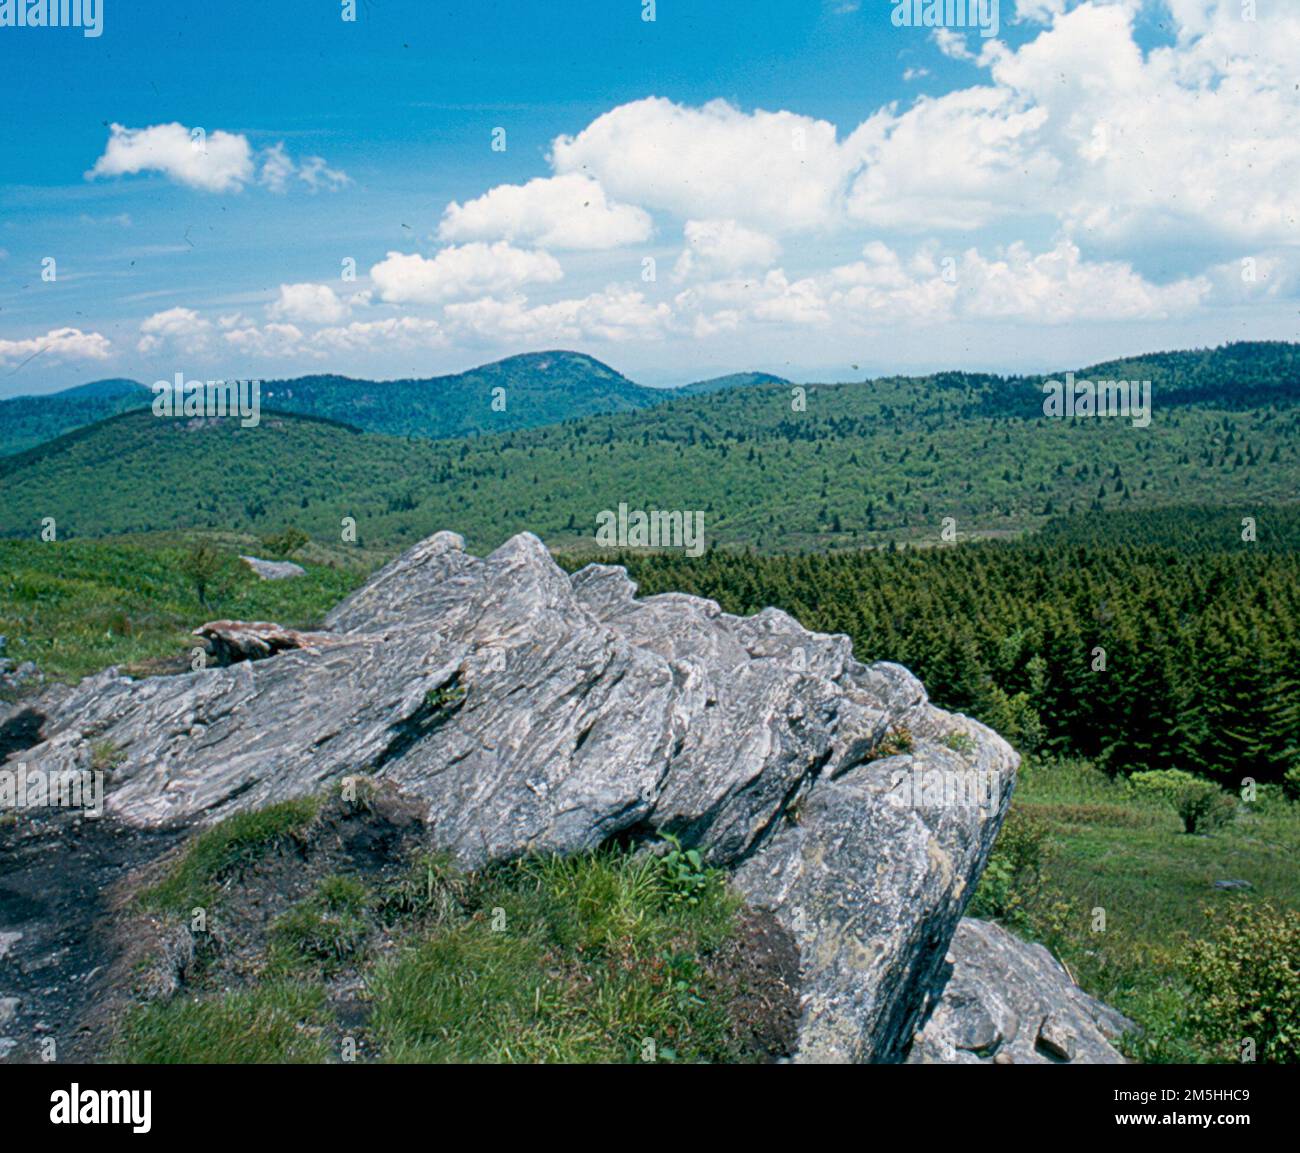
<box><xmin>1</xmin><ymin>0</ymin><xmax>1297</xmax><ymax>395</ymax></box>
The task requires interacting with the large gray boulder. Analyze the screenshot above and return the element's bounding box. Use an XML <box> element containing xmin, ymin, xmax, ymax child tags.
<box><xmin>906</xmin><ymin>918</ymin><xmax>1133</xmax><ymax>1064</ymax></box>
<box><xmin>5</xmin><ymin>530</ymin><xmax>1021</xmax><ymax>1062</ymax></box>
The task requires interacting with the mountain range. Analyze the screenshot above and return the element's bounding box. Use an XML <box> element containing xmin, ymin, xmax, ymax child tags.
<box><xmin>0</xmin><ymin>352</ymin><xmax>791</xmax><ymax>457</ymax></box>
<box><xmin>2</xmin><ymin>342</ymin><xmax>1296</xmax><ymax>552</ymax></box>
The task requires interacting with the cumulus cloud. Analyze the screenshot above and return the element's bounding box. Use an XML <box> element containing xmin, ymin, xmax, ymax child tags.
<box><xmin>88</xmin><ymin>123</ymin><xmax>347</xmax><ymax>194</ymax></box>
<box><xmin>314</xmin><ymin>317</ymin><xmax>447</xmax><ymax>353</ymax></box>
<box><xmin>444</xmin><ymin>287</ymin><xmax>670</xmax><ymax>344</ymax></box>
<box><xmin>674</xmin><ymin>219</ymin><xmax>781</xmax><ymax>281</ymax></box>
<box><xmin>535</xmin><ymin>3</ymin><xmax>1299</xmax><ymax>254</ymax></box>
<box><xmin>675</xmin><ymin>239</ymin><xmax>1207</xmax><ymax>333</ymax></box>
<box><xmin>0</xmin><ymin>327</ymin><xmax>112</xmax><ymax>367</ymax></box>
<box><xmin>89</xmin><ymin>123</ymin><xmax>255</xmax><ymax>193</ymax></box>
<box><xmin>221</xmin><ymin>322</ymin><xmax>313</xmax><ymax>358</ymax></box>
<box><xmin>439</xmin><ymin>173</ymin><xmax>652</xmax><ymax>250</ymax></box>
<box><xmin>983</xmin><ymin>1</ymin><xmax>1300</xmax><ymax>247</ymax></box>
<box><xmin>370</xmin><ymin>242</ymin><xmax>563</xmax><ymax>306</ymax></box>
<box><xmin>552</xmin><ymin>97</ymin><xmax>858</xmax><ymax>234</ymax></box>
<box><xmin>137</xmin><ymin>307</ymin><xmax>214</xmax><ymax>355</ymax></box>
<box><xmin>268</xmin><ymin>283</ymin><xmax>350</xmax><ymax>324</ymax></box>
<box><xmin>950</xmin><ymin>240</ymin><xmax>1210</xmax><ymax>322</ymax></box>
<box><xmin>1207</xmin><ymin>252</ymin><xmax>1295</xmax><ymax>303</ymax></box>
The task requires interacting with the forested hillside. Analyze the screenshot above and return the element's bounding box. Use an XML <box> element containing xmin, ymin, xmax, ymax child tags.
<box><xmin>568</xmin><ymin>504</ymin><xmax>1300</xmax><ymax>784</ymax></box>
<box><xmin>0</xmin><ymin>381</ymin><xmax>150</xmax><ymax>457</ymax></box>
<box><xmin>3</xmin><ymin>368</ymin><xmax>1296</xmax><ymax>550</ymax></box>
<box><xmin>255</xmin><ymin>350</ymin><xmax>663</xmax><ymax>438</ymax></box>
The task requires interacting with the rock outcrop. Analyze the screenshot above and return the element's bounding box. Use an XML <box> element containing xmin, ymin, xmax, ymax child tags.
<box><xmin>239</xmin><ymin>556</ymin><xmax>306</xmax><ymax>580</ymax></box>
<box><xmin>2</xmin><ymin>529</ymin><xmax>1041</xmax><ymax>1062</ymax></box>
<box><xmin>907</xmin><ymin>918</ymin><xmax>1132</xmax><ymax>1064</ymax></box>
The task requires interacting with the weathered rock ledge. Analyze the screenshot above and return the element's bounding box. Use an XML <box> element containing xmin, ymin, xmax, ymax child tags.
<box><xmin>0</xmin><ymin>530</ymin><xmax>1124</xmax><ymax>1062</ymax></box>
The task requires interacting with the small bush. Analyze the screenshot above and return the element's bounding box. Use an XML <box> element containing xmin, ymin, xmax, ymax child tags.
<box><xmin>969</xmin><ymin>807</ymin><xmax>1051</xmax><ymax>926</ymax></box>
<box><xmin>658</xmin><ymin>834</ymin><xmax>709</xmax><ymax>907</ymax></box>
<box><xmin>259</xmin><ymin>527</ymin><xmax>310</xmax><ymax>559</ymax></box>
<box><xmin>1184</xmin><ymin>902</ymin><xmax>1300</xmax><ymax>1064</ymax></box>
<box><xmin>1131</xmin><ymin>769</ymin><xmax>1236</xmax><ymax>834</ymax></box>
<box><xmin>1283</xmin><ymin>765</ymin><xmax>1300</xmax><ymax>803</ymax></box>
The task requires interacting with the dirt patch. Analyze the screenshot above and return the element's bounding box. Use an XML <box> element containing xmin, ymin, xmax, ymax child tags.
<box><xmin>707</xmin><ymin>905</ymin><xmax>802</xmax><ymax>1062</ymax></box>
<box><xmin>0</xmin><ymin>809</ymin><xmax>188</xmax><ymax>1063</ymax></box>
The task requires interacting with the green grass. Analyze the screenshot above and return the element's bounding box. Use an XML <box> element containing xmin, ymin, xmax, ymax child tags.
<box><xmin>0</xmin><ymin>537</ymin><xmax>365</xmax><ymax>683</ymax></box>
<box><xmin>115</xmin><ymin>982</ymin><xmax>332</xmax><ymax>1064</ymax></box>
<box><xmin>268</xmin><ymin>875</ymin><xmax>372</xmax><ymax>976</ymax></box>
<box><xmin>975</xmin><ymin>757</ymin><xmax>1300</xmax><ymax>1062</ymax></box>
<box><xmin>119</xmin><ymin>825</ymin><xmax>754</xmax><ymax>1064</ymax></box>
<box><xmin>137</xmin><ymin>797</ymin><xmax>323</xmax><ymax>915</ymax></box>
<box><xmin>370</xmin><ymin>851</ymin><xmax>742</xmax><ymax>1063</ymax></box>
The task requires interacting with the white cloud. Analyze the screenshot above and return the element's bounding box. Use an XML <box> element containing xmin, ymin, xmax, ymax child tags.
<box><xmin>137</xmin><ymin>307</ymin><xmax>213</xmax><ymax>355</ymax></box>
<box><xmin>87</xmin><ymin>123</ymin><xmax>347</xmax><ymax>195</ymax></box>
<box><xmin>984</xmin><ymin>1</ymin><xmax>1300</xmax><ymax>247</ymax></box>
<box><xmin>88</xmin><ymin>123</ymin><xmax>254</xmax><ymax>193</ymax></box>
<box><xmin>551</xmin><ymin>97</ymin><xmax>859</xmax><ymax>233</ymax></box>
<box><xmin>536</xmin><ymin>3</ymin><xmax>1299</xmax><ymax>254</ymax></box>
<box><xmin>439</xmin><ymin>173</ymin><xmax>652</xmax><ymax>250</ymax></box>
<box><xmin>314</xmin><ymin>316</ymin><xmax>446</xmax><ymax>353</ymax></box>
<box><xmin>1208</xmin><ymin>253</ymin><xmax>1295</xmax><ymax>303</ymax></box>
<box><xmin>296</xmin><ymin>155</ymin><xmax>350</xmax><ymax>193</ymax></box>
<box><xmin>845</xmin><ymin>87</ymin><xmax>1055</xmax><ymax>231</ymax></box>
<box><xmin>0</xmin><ymin>327</ymin><xmax>112</xmax><ymax>367</ymax></box>
<box><xmin>221</xmin><ymin>322</ymin><xmax>313</xmax><ymax>359</ymax></box>
<box><xmin>675</xmin><ymin>239</ymin><xmax>1208</xmax><ymax>333</ymax></box>
<box><xmin>269</xmin><ymin>283</ymin><xmax>350</xmax><ymax>324</ymax></box>
<box><xmin>674</xmin><ymin>219</ymin><xmax>781</xmax><ymax>281</ymax></box>
<box><xmin>369</xmin><ymin>242</ymin><xmax>563</xmax><ymax>305</ymax></box>
<box><xmin>258</xmin><ymin>143</ymin><xmax>296</xmax><ymax>193</ymax></box>
<box><xmin>444</xmin><ymin>287</ymin><xmax>670</xmax><ymax>344</ymax></box>
<box><xmin>932</xmin><ymin>28</ymin><xmax>978</xmax><ymax>62</ymax></box>
<box><xmin>950</xmin><ymin>240</ymin><xmax>1210</xmax><ymax>322</ymax></box>
<box><xmin>261</xmin><ymin>147</ymin><xmax>348</xmax><ymax>193</ymax></box>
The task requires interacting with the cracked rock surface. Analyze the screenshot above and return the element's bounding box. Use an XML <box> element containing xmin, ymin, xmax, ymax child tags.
<box><xmin>3</xmin><ymin>530</ymin><xmax>1037</xmax><ymax>1061</ymax></box>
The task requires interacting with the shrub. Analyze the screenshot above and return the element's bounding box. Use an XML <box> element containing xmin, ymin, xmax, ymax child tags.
<box><xmin>259</xmin><ymin>527</ymin><xmax>310</xmax><ymax>559</ymax></box>
<box><xmin>178</xmin><ymin>543</ymin><xmax>225</xmax><ymax>609</ymax></box>
<box><xmin>1130</xmin><ymin>769</ymin><xmax>1236</xmax><ymax>834</ymax></box>
<box><xmin>969</xmin><ymin>807</ymin><xmax>1051</xmax><ymax>926</ymax></box>
<box><xmin>658</xmin><ymin>833</ymin><xmax>709</xmax><ymax>907</ymax></box>
<box><xmin>1184</xmin><ymin>902</ymin><xmax>1300</xmax><ymax>1064</ymax></box>
<box><xmin>1283</xmin><ymin>764</ymin><xmax>1300</xmax><ymax>803</ymax></box>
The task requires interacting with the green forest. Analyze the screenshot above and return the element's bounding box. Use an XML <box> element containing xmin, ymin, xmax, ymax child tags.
<box><xmin>3</xmin><ymin>349</ymin><xmax>1298</xmax><ymax>553</ymax></box>
<box><xmin>566</xmin><ymin>504</ymin><xmax>1300</xmax><ymax>786</ymax></box>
